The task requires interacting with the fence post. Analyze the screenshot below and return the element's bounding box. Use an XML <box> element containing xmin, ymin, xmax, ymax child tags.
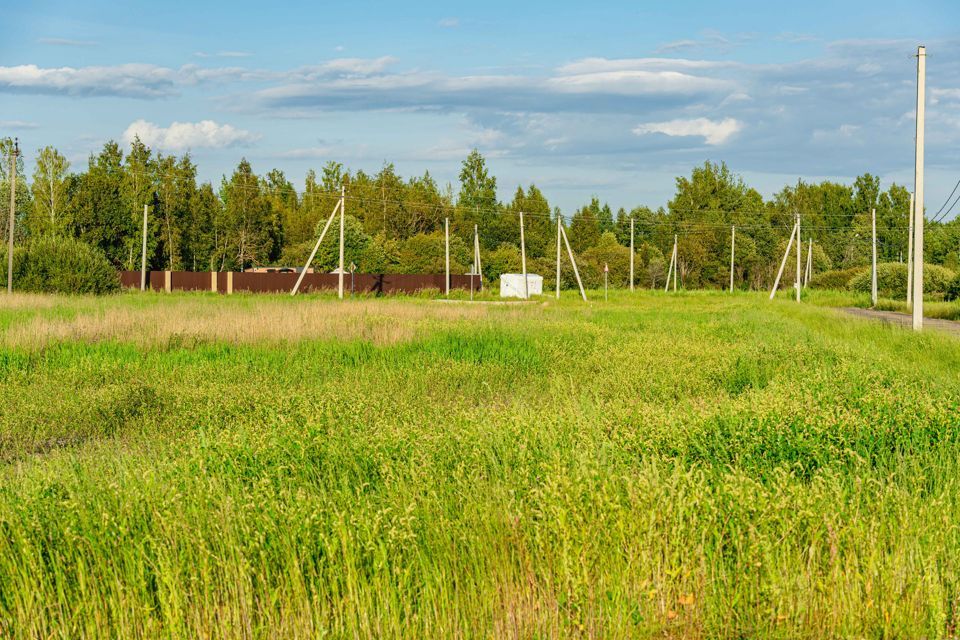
<box><xmin>227</xmin><ymin>271</ymin><xmax>233</xmax><ymax>295</ymax></box>
<box><xmin>211</xmin><ymin>271</ymin><xmax>217</xmax><ymax>293</ymax></box>
<box><xmin>164</xmin><ymin>270</ymin><xmax>172</xmax><ymax>293</ymax></box>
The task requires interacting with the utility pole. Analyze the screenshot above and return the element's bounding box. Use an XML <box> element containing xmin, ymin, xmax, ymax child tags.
<box><xmin>519</xmin><ymin>211</ymin><xmax>529</xmax><ymax>299</ymax></box>
<box><xmin>770</xmin><ymin>220</ymin><xmax>798</xmax><ymax>300</ymax></box>
<box><xmin>729</xmin><ymin>225</ymin><xmax>735</xmax><ymax>293</ymax></box>
<box><xmin>805</xmin><ymin>238</ymin><xmax>813</xmax><ymax>287</ymax></box>
<box><xmin>907</xmin><ymin>193</ymin><xmax>914</xmax><ymax>304</ymax></box>
<box><xmin>795</xmin><ymin>213</ymin><xmax>801</xmax><ymax>302</ymax></box>
<box><xmin>338</xmin><ymin>185</ymin><xmax>345</xmax><ymax>300</ymax></box>
<box><xmin>629</xmin><ymin>217</ymin><xmax>635</xmax><ymax>291</ymax></box>
<box><xmin>444</xmin><ymin>217</ymin><xmax>450</xmax><ymax>298</ymax></box>
<box><xmin>871</xmin><ymin>208</ymin><xmax>878</xmax><ymax>306</ymax></box>
<box><xmin>140</xmin><ymin>204</ymin><xmax>149</xmax><ymax>291</ymax></box>
<box><xmin>672</xmin><ymin>234</ymin><xmax>678</xmax><ymax>292</ymax></box>
<box><xmin>555</xmin><ymin>217</ymin><xmax>561</xmax><ymax>300</ymax></box>
<box><xmin>474</xmin><ymin>224</ymin><xmax>482</xmax><ymax>289</ymax></box>
<box><xmin>7</xmin><ymin>139</ymin><xmax>18</xmax><ymax>294</ymax></box>
<box><xmin>913</xmin><ymin>45</ymin><xmax>926</xmax><ymax>331</ymax></box>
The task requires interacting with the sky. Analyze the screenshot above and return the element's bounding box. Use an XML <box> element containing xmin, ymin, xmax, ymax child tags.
<box><xmin>2</xmin><ymin>0</ymin><xmax>960</xmax><ymax>216</ymax></box>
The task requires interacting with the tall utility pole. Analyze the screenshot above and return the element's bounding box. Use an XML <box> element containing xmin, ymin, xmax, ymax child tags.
<box><xmin>555</xmin><ymin>217</ymin><xmax>561</xmax><ymax>300</ymax></box>
<box><xmin>871</xmin><ymin>208</ymin><xmax>878</xmax><ymax>306</ymax></box>
<box><xmin>805</xmin><ymin>238</ymin><xmax>813</xmax><ymax>287</ymax></box>
<box><xmin>629</xmin><ymin>217</ymin><xmax>635</xmax><ymax>291</ymax></box>
<box><xmin>337</xmin><ymin>185</ymin><xmax>346</xmax><ymax>299</ymax></box>
<box><xmin>519</xmin><ymin>210</ymin><xmax>528</xmax><ymax>299</ymax></box>
<box><xmin>7</xmin><ymin>139</ymin><xmax>19</xmax><ymax>294</ymax></box>
<box><xmin>907</xmin><ymin>193</ymin><xmax>914</xmax><ymax>303</ymax></box>
<box><xmin>140</xmin><ymin>204</ymin><xmax>149</xmax><ymax>291</ymax></box>
<box><xmin>795</xmin><ymin>214</ymin><xmax>801</xmax><ymax>302</ymax></box>
<box><xmin>729</xmin><ymin>225</ymin><xmax>735</xmax><ymax>293</ymax></box>
<box><xmin>672</xmin><ymin>234</ymin><xmax>678</xmax><ymax>292</ymax></box>
<box><xmin>913</xmin><ymin>45</ymin><xmax>926</xmax><ymax>331</ymax></box>
<box><xmin>444</xmin><ymin>217</ymin><xmax>450</xmax><ymax>297</ymax></box>
<box><xmin>474</xmin><ymin>224</ymin><xmax>482</xmax><ymax>288</ymax></box>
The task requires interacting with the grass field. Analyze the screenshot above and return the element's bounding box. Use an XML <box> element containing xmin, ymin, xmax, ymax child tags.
<box><xmin>1</xmin><ymin>290</ymin><xmax>959</xmax><ymax>638</ymax></box>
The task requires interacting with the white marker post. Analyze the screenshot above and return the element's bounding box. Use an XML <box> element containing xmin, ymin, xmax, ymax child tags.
<box><xmin>913</xmin><ymin>45</ymin><xmax>926</xmax><ymax>331</ymax></box>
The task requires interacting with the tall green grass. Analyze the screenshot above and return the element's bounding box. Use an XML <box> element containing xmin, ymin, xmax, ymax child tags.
<box><xmin>1</xmin><ymin>290</ymin><xmax>959</xmax><ymax>638</ymax></box>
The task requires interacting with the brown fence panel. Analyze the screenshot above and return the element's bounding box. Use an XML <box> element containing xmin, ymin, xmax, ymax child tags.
<box><xmin>117</xmin><ymin>271</ymin><xmax>482</xmax><ymax>294</ymax></box>
<box><xmin>172</xmin><ymin>271</ymin><xmax>211</xmax><ymax>291</ymax></box>
<box><xmin>148</xmin><ymin>271</ymin><xmax>166</xmax><ymax>291</ymax></box>
<box><xmin>118</xmin><ymin>271</ymin><xmax>143</xmax><ymax>288</ymax></box>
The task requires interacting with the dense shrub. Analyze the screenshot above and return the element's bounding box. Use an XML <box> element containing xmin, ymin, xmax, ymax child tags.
<box><xmin>1</xmin><ymin>236</ymin><xmax>119</xmax><ymax>294</ymax></box>
<box><xmin>945</xmin><ymin>274</ymin><xmax>960</xmax><ymax>302</ymax></box>
<box><xmin>848</xmin><ymin>262</ymin><xmax>954</xmax><ymax>299</ymax></box>
<box><xmin>808</xmin><ymin>266</ymin><xmax>867</xmax><ymax>290</ymax></box>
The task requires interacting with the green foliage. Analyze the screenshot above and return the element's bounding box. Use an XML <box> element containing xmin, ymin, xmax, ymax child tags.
<box><xmin>808</xmin><ymin>266</ymin><xmax>868</xmax><ymax>290</ymax></box>
<box><xmin>946</xmin><ymin>274</ymin><xmax>960</xmax><ymax>302</ymax></box>
<box><xmin>848</xmin><ymin>262</ymin><xmax>954</xmax><ymax>298</ymax></box>
<box><xmin>1</xmin><ymin>235</ymin><xmax>119</xmax><ymax>294</ymax></box>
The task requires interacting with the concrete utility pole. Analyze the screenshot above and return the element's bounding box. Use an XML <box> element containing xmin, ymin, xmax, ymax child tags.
<box><xmin>519</xmin><ymin>210</ymin><xmax>528</xmax><ymax>299</ymax></box>
<box><xmin>805</xmin><ymin>238</ymin><xmax>813</xmax><ymax>287</ymax></box>
<box><xmin>291</xmin><ymin>198</ymin><xmax>341</xmax><ymax>296</ymax></box>
<box><xmin>770</xmin><ymin>220</ymin><xmax>798</xmax><ymax>300</ymax></box>
<box><xmin>907</xmin><ymin>193</ymin><xmax>915</xmax><ymax>304</ymax></box>
<box><xmin>474</xmin><ymin>224</ymin><xmax>482</xmax><ymax>288</ymax></box>
<box><xmin>871</xmin><ymin>208</ymin><xmax>878</xmax><ymax>306</ymax></box>
<box><xmin>555</xmin><ymin>217</ymin><xmax>561</xmax><ymax>300</ymax></box>
<box><xmin>672</xmin><ymin>234</ymin><xmax>678</xmax><ymax>292</ymax></box>
<box><xmin>913</xmin><ymin>45</ymin><xmax>926</xmax><ymax>331</ymax></box>
<box><xmin>444</xmin><ymin>217</ymin><xmax>450</xmax><ymax>298</ymax></box>
<box><xmin>558</xmin><ymin>222</ymin><xmax>587</xmax><ymax>301</ymax></box>
<box><xmin>7</xmin><ymin>139</ymin><xmax>18</xmax><ymax>294</ymax></box>
<box><xmin>338</xmin><ymin>186</ymin><xmax>345</xmax><ymax>300</ymax></box>
<box><xmin>629</xmin><ymin>217</ymin><xmax>635</xmax><ymax>291</ymax></box>
<box><xmin>140</xmin><ymin>204</ymin><xmax>149</xmax><ymax>291</ymax></box>
<box><xmin>729</xmin><ymin>225</ymin><xmax>735</xmax><ymax>293</ymax></box>
<box><xmin>795</xmin><ymin>214</ymin><xmax>801</xmax><ymax>302</ymax></box>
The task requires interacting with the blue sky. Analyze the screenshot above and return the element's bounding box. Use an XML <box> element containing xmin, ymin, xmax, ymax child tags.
<box><xmin>3</xmin><ymin>0</ymin><xmax>959</xmax><ymax>215</ymax></box>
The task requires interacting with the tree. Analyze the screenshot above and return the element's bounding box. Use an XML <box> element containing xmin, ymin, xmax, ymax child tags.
<box><xmin>457</xmin><ymin>149</ymin><xmax>499</xmax><ymax>245</ymax></box>
<box><xmin>0</xmin><ymin>138</ymin><xmax>32</xmax><ymax>245</ymax></box>
<box><xmin>30</xmin><ymin>146</ymin><xmax>70</xmax><ymax>235</ymax></box>
<box><xmin>220</xmin><ymin>159</ymin><xmax>274</xmax><ymax>271</ymax></box>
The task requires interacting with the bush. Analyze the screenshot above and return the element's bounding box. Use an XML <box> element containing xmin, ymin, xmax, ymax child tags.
<box><xmin>945</xmin><ymin>274</ymin><xmax>960</xmax><ymax>302</ymax></box>
<box><xmin>808</xmin><ymin>266</ymin><xmax>867</xmax><ymax>290</ymax></box>
<box><xmin>848</xmin><ymin>262</ymin><xmax>954</xmax><ymax>299</ymax></box>
<box><xmin>1</xmin><ymin>236</ymin><xmax>119</xmax><ymax>294</ymax></box>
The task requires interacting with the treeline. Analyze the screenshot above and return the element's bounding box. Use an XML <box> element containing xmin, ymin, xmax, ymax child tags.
<box><xmin>2</xmin><ymin>136</ymin><xmax>959</xmax><ymax>289</ymax></box>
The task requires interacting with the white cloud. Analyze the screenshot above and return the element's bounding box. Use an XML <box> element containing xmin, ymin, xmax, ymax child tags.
<box><xmin>438</xmin><ymin>17</ymin><xmax>460</xmax><ymax>28</ymax></box>
<box><xmin>633</xmin><ymin>117</ymin><xmax>743</xmax><ymax>145</ymax></box>
<box><xmin>122</xmin><ymin>119</ymin><xmax>259</xmax><ymax>150</ymax></box>
<box><xmin>0</xmin><ymin>64</ymin><xmax>178</xmax><ymax>98</ymax></box>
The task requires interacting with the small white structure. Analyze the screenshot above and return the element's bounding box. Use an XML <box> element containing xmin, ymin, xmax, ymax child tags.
<box><xmin>500</xmin><ymin>273</ymin><xmax>543</xmax><ymax>299</ymax></box>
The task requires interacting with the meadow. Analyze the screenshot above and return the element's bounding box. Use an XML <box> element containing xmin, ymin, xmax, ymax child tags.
<box><xmin>1</xmin><ymin>289</ymin><xmax>959</xmax><ymax>638</ymax></box>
